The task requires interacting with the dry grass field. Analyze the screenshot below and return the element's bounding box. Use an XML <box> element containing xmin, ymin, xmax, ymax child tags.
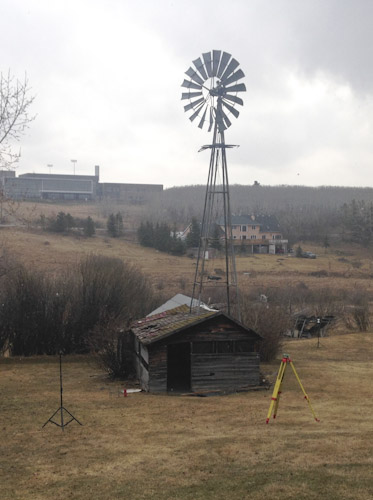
<box><xmin>1</xmin><ymin>333</ymin><xmax>372</xmax><ymax>500</ymax></box>
<box><xmin>2</xmin><ymin>200</ymin><xmax>373</xmax><ymax>298</ymax></box>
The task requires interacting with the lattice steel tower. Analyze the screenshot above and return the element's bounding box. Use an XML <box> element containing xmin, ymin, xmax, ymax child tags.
<box><xmin>181</xmin><ymin>50</ymin><xmax>246</xmax><ymax>319</ymax></box>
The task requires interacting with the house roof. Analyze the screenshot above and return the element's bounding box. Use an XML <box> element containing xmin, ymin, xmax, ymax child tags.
<box><xmin>132</xmin><ymin>305</ymin><xmax>261</xmax><ymax>345</ymax></box>
<box><xmin>218</xmin><ymin>214</ymin><xmax>281</xmax><ymax>232</ymax></box>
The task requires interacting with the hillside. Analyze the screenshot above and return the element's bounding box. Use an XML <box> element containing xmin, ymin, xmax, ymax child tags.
<box><xmin>1</xmin><ymin>218</ymin><xmax>373</xmax><ymax>301</ymax></box>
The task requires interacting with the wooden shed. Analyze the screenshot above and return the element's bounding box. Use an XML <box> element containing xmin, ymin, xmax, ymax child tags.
<box><xmin>130</xmin><ymin>305</ymin><xmax>262</xmax><ymax>393</ymax></box>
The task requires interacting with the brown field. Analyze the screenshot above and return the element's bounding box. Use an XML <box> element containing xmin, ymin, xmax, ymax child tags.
<box><xmin>1</xmin><ymin>333</ymin><xmax>372</xmax><ymax>500</ymax></box>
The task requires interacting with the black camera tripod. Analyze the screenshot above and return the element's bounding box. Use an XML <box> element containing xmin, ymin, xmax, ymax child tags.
<box><xmin>42</xmin><ymin>352</ymin><xmax>83</xmax><ymax>431</ymax></box>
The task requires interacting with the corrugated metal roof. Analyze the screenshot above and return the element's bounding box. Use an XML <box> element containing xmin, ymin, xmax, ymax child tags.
<box><xmin>132</xmin><ymin>306</ymin><xmax>219</xmax><ymax>345</ymax></box>
<box><xmin>147</xmin><ymin>293</ymin><xmax>215</xmax><ymax>316</ymax></box>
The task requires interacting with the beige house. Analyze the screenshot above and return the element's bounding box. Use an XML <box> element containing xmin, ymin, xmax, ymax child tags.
<box><xmin>219</xmin><ymin>214</ymin><xmax>288</xmax><ymax>254</ymax></box>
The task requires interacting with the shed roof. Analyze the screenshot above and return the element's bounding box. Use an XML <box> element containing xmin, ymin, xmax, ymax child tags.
<box><xmin>132</xmin><ymin>306</ymin><xmax>260</xmax><ymax>345</ymax></box>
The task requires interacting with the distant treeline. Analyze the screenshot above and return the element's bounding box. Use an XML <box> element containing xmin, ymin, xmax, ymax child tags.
<box><xmin>140</xmin><ymin>184</ymin><xmax>373</xmax><ymax>246</ymax></box>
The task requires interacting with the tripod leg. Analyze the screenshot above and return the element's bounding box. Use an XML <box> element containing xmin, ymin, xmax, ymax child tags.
<box><xmin>289</xmin><ymin>361</ymin><xmax>320</xmax><ymax>422</ymax></box>
<box><xmin>62</xmin><ymin>407</ymin><xmax>83</xmax><ymax>426</ymax></box>
<box><xmin>273</xmin><ymin>362</ymin><xmax>287</xmax><ymax>420</ymax></box>
<box><xmin>266</xmin><ymin>359</ymin><xmax>286</xmax><ymax>423</ymax></box>
<box><xmin>42</xmin><ymin>408</ymin><xmax>61</xmax><ymax>428</ymax></box>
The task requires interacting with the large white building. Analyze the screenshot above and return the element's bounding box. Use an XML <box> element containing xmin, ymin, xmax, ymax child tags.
<box><xmin>0</xmin><ymin>166</ymin><xmax>163</xmax><ymax>203</ymax></box>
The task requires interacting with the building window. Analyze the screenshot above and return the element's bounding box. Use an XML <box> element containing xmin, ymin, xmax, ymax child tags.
<box><xmin>262</xmin><ymin>235</ymin><xmax>266</xmax><ymax>240</ymax></box>
<box><xmin>216</xmin><ymin>341</ymin><xmax>234</xmax><ymax>353</ymax></box>
<box><xmin>235</xmin><ymin>340</ymin><xmax>252</xmax><ymax>353</ymax></box>
<box><xmin>241</xmin><ymin>225</ymin><xmax>247</xmax><ymax>231</ymax></box>
<box><xmin>242</xmin><ymin>235</ymin><xmax>247</xmax><ymax>240</ymax></box>
<box><xmin>192</xmin><ymin>341</ymin><xmax>253</xmax><ymax>354</ymax></box>
<box><xmin>192</xmin><ymin>342</ymin><xmax>214</xmax><ymax>354</ymax></box>
<box><xmin>232</xmin><ymin>225</ymin><xmax>237</xmax><ymax>229</ymax></box>
<box><xmin>252</xmin><ymin>225</ymin><xmax>256</xmax><ymax>230</ymax></box>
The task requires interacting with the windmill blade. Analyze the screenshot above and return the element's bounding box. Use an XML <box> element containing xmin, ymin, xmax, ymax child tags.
<box><xmin>217</xmin><ymin>52</ymin><xmax>231</xmax><ymax>78</ymax></box>
<box><xmin>185</xmin><ymin>67</ymin><xmax>204</xmax><ymax>86</ymax></box>
<box><xmin>222</xmin><ymin>100</ymin><xmax>240</xmax><ymax>118</ymax></box>
<box><xmin>202</xmin><ymin>51</ymin><xmax>213</xmax><ymax>77</ymax></box>
<box><xmin>224</xmin><ymin>94</ymin><xmax>244</xmax><ymax>106</ymax></box>
<box><xmin>221</xmin><ymin>69</ymin><xmax>245</xmax><ymax>87</ymax></box>
<box><xmin>220</xmin><ymin>110</ymin><xmax>232</xmax><ymax>128</ymax></box>
<box><xmin>181</xmin><ymin>91</ymin><xmax>203</xmax><ymax>100</ymax></box>
<box><xmin>198</xmin><ymin>107</ymin><xmax>208</xmax><ymax>129</ymax></box>
<box><xmin>221</xmin><ymin>109</ymin><xmax>232</xmax><ymax>128</ymax></box>
<box><xmin>212</xmin><ymin>50</ymin><xmax>221</xmax><ymax>76</ymax></box>
<box><xmin>225</xmin><ymin>83</ymin><xmax>247</xmax><ymax>93</ymax></box>
<box><xmin>184</xmin><ymin>97</ymin><xmax>205</xmax><ymax>112</ymax></box>
<box><xmin>220</xmin><ymin>58</ymin><xmax>240</xmax><ymax>82</ymax></box>
<box><xmin>181</xmin><ymin>79</ymin><xmax>202</xmax><ymax>90</ymax></box>
<box><xmin>189</xmin><ymin>103</ymin><xmax>205</xmax><ymax>122</ymax></box>
<box><xmin>193</xmin><ymin>57</ymin><xmax>208</xmax><ymax>80</ymax></box>
<box><xmin>216</xmin><ymin>111</ymin><xmax>226</xmax><ymax>132</ymax></box>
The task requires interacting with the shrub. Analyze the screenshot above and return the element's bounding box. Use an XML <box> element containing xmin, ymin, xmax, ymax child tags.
<box><xmin>295</xmin><ymin>245</ymin><xmax>303</xmax><ymax>258</ymax></box>
<box><xmin>0</xmin><ymin>255</ymin><xmax>162</xmax><ymax>360</ymax></box>
<box><xmin>240</xmin><ymin>294</ymin><xmax>290</xmax><ymax>362</ymax></box>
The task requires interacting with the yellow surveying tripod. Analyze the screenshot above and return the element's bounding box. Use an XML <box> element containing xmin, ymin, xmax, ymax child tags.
<box><xmin>266</xmin><ymin>354</ymin><xmax>320</xmax><ymax>424</ymax></box>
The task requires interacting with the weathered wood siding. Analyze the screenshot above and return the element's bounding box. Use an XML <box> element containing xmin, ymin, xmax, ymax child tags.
<box><xmin>191</xmin><ymin>353</ymin><xmax>260</xmax><ymax>391</ymax></box>
<box><xmin>148</xmin><ymin>345</ymin><xmax>167</xmax><ymax>392</ymax></box>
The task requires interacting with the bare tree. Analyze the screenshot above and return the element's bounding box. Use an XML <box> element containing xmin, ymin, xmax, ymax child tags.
<box><xmin>0</xmin><ymin>70</ymin><xmax>35</xmax><ymax>168</ymax></box>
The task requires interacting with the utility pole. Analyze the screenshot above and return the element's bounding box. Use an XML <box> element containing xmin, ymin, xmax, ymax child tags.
<box><xmin>71</xmin><ymin>159</ymin><xmax>77</xmax><ymax>175</ymax></box>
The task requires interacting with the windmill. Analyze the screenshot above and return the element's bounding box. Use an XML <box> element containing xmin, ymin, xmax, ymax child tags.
<box><xmin>181</xmin><ymin>50</ymin><xmax>246</xmax><ymax>319</ymax></box>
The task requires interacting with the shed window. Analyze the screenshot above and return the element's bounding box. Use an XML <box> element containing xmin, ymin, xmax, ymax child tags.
<box><xmin>235</xmin><ymin>340</ymin><xmax>252</xmax><ymax>352</ymax></box>
<box><xmin>216</xmin><ymin>341</ymin><xmax>234</xmax><ymax>353</ymax></box>
<box><xmin>193</xmin><ymin>341</ymin><xmax>214</xmax><ymax>353</ymax></box>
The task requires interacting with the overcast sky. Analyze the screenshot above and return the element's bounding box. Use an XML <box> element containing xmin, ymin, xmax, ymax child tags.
<box><xmin>2</xmin><ymin>0</ymin><xmax>373</xmax><ymax>187</ymax></box>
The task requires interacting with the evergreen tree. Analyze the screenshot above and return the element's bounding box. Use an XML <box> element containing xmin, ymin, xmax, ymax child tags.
<box><xmin>83</xmin><ymin>216</ymin><xmax>95</xmax><ymax>237</ymax></box>
<box><xmin>186</xmin><ymin>217</ymin><xmax>200</xmax><ymax>248</ymax></box>
<box><xmin>53</xmin><ymin>212</ymin><xmax>68</xmax><ymax>233</ymax></box>
<box><xmin>137</xmin><ymin>221</ymin><xmax>154</xmax><ymax>247</ymax></box>
<box><xmin>107</xmin><ymin>213</ymin><xmax>117</xmax><ymax>237</ymax></box>
<box><xmin>65</xmin><ymin>213</ymin><xmax>75</xmax><ymax>231</ymax></box>
<box><xmin>210</xmin><ymin>224</ymin><xmax>222</xmax><ymax>250</ymax></box>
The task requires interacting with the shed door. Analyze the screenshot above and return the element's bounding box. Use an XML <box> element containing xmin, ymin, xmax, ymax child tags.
<box><xmin>167</xmin><ymin>343</ymin><xmax>191</xmax><ymax>392</ymax></box>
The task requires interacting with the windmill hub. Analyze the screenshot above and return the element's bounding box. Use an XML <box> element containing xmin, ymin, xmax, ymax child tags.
<box><xmin>209</xmin><ymin>83</ymin><xmax>225</xmax><ymax>97</ymax></box>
